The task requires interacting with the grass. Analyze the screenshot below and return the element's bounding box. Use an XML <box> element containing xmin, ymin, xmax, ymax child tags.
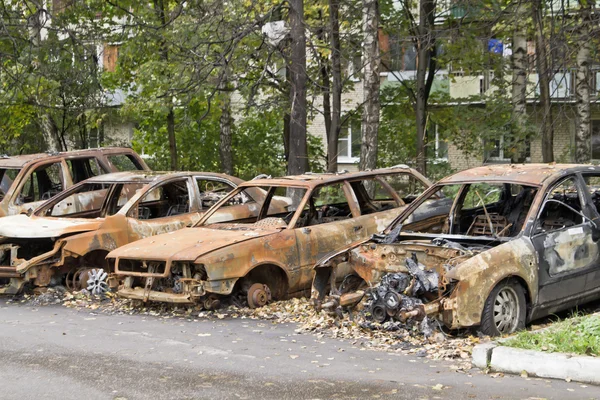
<box><xmin>503</xmin><ymin>314</ymin><xmax>600</xmax><ymax>356</ymax></box>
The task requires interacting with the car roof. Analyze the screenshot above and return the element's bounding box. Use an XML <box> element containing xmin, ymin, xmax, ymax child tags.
<box><xmin>0</xmin><ymin>147</ymin><xmax>139</xmax><ymax>168</ymax></box>
<box><xmin>238</xmin><ymin>165</ymin><xmax>425</xmax><ymax>189</ymax></box>
<box><xmin>438</xmin><ymin>164</ymin><xmax>600</xmax><ymax>187</ymax></box>
<box><xmin>83</xmin><ymin>171</ymin><xmax>243</xmax><ymax>185</ymax></box>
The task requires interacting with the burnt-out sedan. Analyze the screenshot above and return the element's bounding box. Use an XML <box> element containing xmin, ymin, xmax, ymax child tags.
<box><xmin>312</xmin><ymin>164</ymin><xmax>600</xmax><ymax>336</ymax></box>
<box><xmin>0</xmin><ymin>171</ymin><xmax>283</xmax><ymax>295</ymax></box>
<box><xmin>108</xmin><ymin>167</ymin><xmax>432</xmax><ymax>307</ymax></box>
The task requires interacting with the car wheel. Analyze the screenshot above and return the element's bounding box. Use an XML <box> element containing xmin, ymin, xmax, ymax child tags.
<box><xmin>480</xmin><ymin>279</ymin><xmax>526</xmax><ymax>336</ymax></box>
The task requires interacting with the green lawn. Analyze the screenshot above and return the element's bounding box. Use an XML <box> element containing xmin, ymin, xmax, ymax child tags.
<box><xmin>504</xmin><ymin>314</ymin><xmax>600</xmax><ymax>356</ymax></box>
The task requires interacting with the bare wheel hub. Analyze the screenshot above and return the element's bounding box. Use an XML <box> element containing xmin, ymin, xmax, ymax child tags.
<box><xmin>247</xmin><ymin>283</ymin><xmax>271</xmax><ymax>308</ymax></box>
<box><xmin>86</xmin><ymin>268</ymin><xmax>109</xmax><ymax>296</ymax></box>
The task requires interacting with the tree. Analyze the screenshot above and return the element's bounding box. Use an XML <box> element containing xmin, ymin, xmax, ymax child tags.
<box><xmin>575</xmin><ymin>0</ymin><xmax>594</xmax><ymax>162</ymax></box>
<box><xmin>359</xmin><ymin>0</ymin><xmax>380</xmax><ymax>172</ymax></box>
<box><xmin>413</xmin><ymin>0</ymin><xmax>436</xmax><ymax>174</ymax></box>
<box><xmin>533</xmin><ymin>0</ymin><xmax>554</xmax><ymax>162</ymax></box>
<box><xmin>510</xmin><ymin>1</ymin><xmax>528</xmax><ymax>163</ymax></box>
<box><xmin>288</xmin><ymin>0</ymin><xmax>309</xmax><ymax>175</ymax></box>
<box><xmin>327</xmin><ymin>0</ymin><xmax>342</xmax><ymax>172</ymax></box>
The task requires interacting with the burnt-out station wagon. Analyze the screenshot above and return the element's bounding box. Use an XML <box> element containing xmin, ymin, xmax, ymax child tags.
<box><xmin>0</xmin><ymin>147</ymin><xmax>149</xmax><ymax>217</ymax></box>
<box><xmin>108</xmin><ymin>167</ymin><xmax>432</xmax><ymax>308</ymax></box>
<box><xmin>0</xmin><ymin>171</ymin><xmax>284</xmax><ymax>295</ymax></box>
<box><xmin>312</xmin><ymin>164</ymin><xmax>600</xmax><ymax>336</ymax></box>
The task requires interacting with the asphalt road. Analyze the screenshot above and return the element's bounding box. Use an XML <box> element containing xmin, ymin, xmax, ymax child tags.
<box><xmin>1</xmin><ymin>299</ymin><xmax>599</xmax><ymax>400</ymax></box>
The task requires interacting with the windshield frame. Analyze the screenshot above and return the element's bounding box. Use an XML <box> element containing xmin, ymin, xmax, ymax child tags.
<box><xmin>384</xmin><ymin>180</ymin><xmax>541</xmax><ymax>239</ymax></box>
<box><xmin>195</xmin><ymin>183</ymin><xmax>308</xmax><ymax>228</ymax></box>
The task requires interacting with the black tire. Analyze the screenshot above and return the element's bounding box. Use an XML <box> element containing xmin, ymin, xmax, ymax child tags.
<box><xmin>480</xmin><ymin>279</ymin><xmax>526</xmax><ymax>336</ymax></box>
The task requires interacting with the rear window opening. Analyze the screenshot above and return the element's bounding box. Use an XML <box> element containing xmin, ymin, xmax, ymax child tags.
<box><xmin>108</xmin><ymin>154</ymin><xmax>144</xmax><ymax>171</ymax></box>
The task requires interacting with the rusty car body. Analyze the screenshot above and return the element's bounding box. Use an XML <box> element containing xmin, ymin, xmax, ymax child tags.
<box><xmin>107</xmin><ymin>166</ymin><xmax>433</xmax><ymax>307</ymax></box>
<box><xmin>0</xmin><ymin>147</ymin><xmax>149</xmax><ymax>217</ymax></box>
<box><xmin>312</xmin><ymin>164</ymin><xmax>600</xmax><ymax>336</ymax></box>
<box><xmin>0</xmin><ymin>171</ymin><xmax>284</xmax><ymax>295</ymax></box>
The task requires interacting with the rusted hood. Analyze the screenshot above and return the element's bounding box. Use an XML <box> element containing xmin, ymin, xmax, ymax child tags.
<box><xmin>109</xmin><ymin>225</ymin><xmax>280</xmax><ymax>262</ymax></box>
<box><xmin>0</xmin><ymin>215</ymin><xmax>103</xmax><ymax>239</ymax></box>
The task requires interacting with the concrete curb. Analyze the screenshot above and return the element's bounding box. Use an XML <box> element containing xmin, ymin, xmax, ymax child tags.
<box><xmin>472</xmin><ymin>342</ymin><xmax>600</xmax><ymax>384</ymax></box>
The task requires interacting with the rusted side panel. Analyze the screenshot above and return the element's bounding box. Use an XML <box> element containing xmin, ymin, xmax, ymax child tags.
<box><xmin>444</xmin><ymin>238</ymin><xmax>538</xmax><ymax>328</ymax></box>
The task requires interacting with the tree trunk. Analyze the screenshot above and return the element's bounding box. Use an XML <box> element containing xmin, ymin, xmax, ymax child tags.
<box><xmin>40</xmin><ymin>114</ymin><xmax>64</xmax><ymax>152</ymax></box>
<box><xmin>167</xmin><ymin>107</ymin><xmax>177</xmax><ymax>170</ymax></box>
<box><xmin>154</xmin><ymin>0</ymin><xmax>178</xmax><ymax>170</ymax></box>
<box><xmin>318</xmin><ymin>26</ymin><xmax>332</xmax><ymax>170</ymax></box>
<box><xmin>288</xmin><ymin>0</ymin><xmax>308</xmax><ymax>175</ymax></box>
<box><xmin>414</xmin><ymin>0</ymin><xmax>436</xmax><ymax>175</ymax></box>
<box><xmin>359</xmin><ymin>0</ymin><xmax>380</xmax><ymax>172</ymax></box>
<box><xmin>575</xmin><ymin>0</ymin><xmax>593</xmax><ymax>162</ymax></box>
<box><xmin>533</xmin><ymin>0</ymin><xmax>554</xmax><ymax>163</ymax></box>
<box><xmin>327</xmin><ymin>0</ymin><xmax>342</xmax><ymax>173</ymax></box>
<box><xmin>511</xmin><ymin>1</ymin><xmax>528</xmax><ymax>163</ymax></box>
<box><xmin>219</xmin><ymin>68</ymin><xmax>233</xmax><ymax>175</ymax></box>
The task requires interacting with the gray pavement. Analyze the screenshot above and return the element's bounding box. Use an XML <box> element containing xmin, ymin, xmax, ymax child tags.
<box><xmin>0</xmin><ymin>298</ymin><xmax>599</xmax><ymax>400</ymax></box>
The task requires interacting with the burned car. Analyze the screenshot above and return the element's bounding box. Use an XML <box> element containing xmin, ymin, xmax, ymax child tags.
<box><xmin>0</xmin><ymin>171</ymin><xmax>281</xmax><ymax>295</ymax></box>
<box><xmin>312</xmin><ymin>164</ymin><xmax>600</xmax><ymax>336</ymax></box>
<box><xmin>0</xmin><ymin>147</ymin><xmax>149</xmax><ymax>217</ymax></box>
<box><xmin>108</xmin><ymin>167</ymin><xmax>432</xmax><ymax>307</ymax></box>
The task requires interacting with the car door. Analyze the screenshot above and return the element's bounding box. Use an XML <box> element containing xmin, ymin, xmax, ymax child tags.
<box><xmin>293</xmin><ymin>181</ymin><xmax>362</xmax><ymax>290</ymax></box>
<box><xmin>531</xmin><ymin>175</ymin><xmax>600</xmax><ymax>307</ymax></box>
<box><xmin>578</xmin><ymin>173</ymin><xmax>600</xmax><ymax>293</ymax></box>
<box><xmin>126</xmin><ymin>177</ymin><xmax>201</xmax><ymax>241</ymax></box>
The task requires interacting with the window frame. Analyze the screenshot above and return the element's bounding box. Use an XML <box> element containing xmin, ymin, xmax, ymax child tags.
<box><xmin>127</xmin><ymin>177</ymin><xmax>195</xmax><ymax>220</ymax></box>
<box><xmin>338</xmin><ymin>116</ymin><xmax>361</xmax><ymax>164</ymax></box>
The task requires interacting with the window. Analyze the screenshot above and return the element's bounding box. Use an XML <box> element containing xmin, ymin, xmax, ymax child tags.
<box><xmin>196</xmin><ymin>178</ymin><xmax>236</xmax><ymax>209</ymax></box>
<box><xmin>591</xmin><ymin>121</ymin><xmax>600</xmax><ymax>160</ymax></box>
<box><xmin>537</xmin><ymin>177</ymin><xmax>583</xmax><ymax>233</ymax></box>
<box><xmin>108</xmin><ymin>154</ymin><xmax>144</xmax><ymax>171</ymax></box>
<box><xmin>0</xmin><ymin>168</ymin><xmax>20</xmax><ymax>200</ymax></box>
<box><xmin>338</xmin><ymin>116</ymin><xmax>361</xmax><ymax>163</ymax></box>
<box><xmin>346</xmin><ymin>53</ymin><xmax>362</xmax><ymax>82</ymax></box>
<box><xmin>132</xmin><ymin>180</ymin><xmax>192</xmax><ymax>220</ymax></box>
<box><xmin>45</xmin><ymin>183</ymin><xmax>110</xmax><ymax>218</ymax></box>
<box><xmin>388</xmin><ymin>37</ymin><xmax>417</xmax><ymax>71</ymax></box>
<box><xmin>583</xmin><ymin>174</ymin><xmax>600</xmax><ymax>213</ymax></box>
<box><xmin>350</xmin><ymin>178</ymin><xmax>397</xmax><ymax>215</ymax></box>
<box><xmin>296</xmin><ymin>183</ymin><xmax>352</xmax><ymax>227</ymax></box>
<box><xmin>66</xmin><ymin>157</ymin><xmax>108</xmax><ymax>184</ymax></box>
<box><xmin>432</xmin><ymin>124</ymin><xmax>448</xmax><ymax>160</ymax></box>
<box><xmin>461</xmin><ymin>183</ymin><xmax>502</xmax><ymax>210</ymax></box>
<box><xmin>380</xmin><ymin>174</ymin><xmax>428</xmax><ymax>202</ymax></box>
<box><xmin>17</xmin><ymin>163</ymin><xmax>64</xmax><ymax>205</ymax></box>
<box><xmin>484</xmin><ymin>134</ymin><xmax>530</xmax><ymax>163</ymax></box>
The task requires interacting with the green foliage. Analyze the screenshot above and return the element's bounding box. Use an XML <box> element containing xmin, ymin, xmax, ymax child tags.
<box><xmin>234</xmin><ymin>109</ymin><xmax>287</xmax><ymax>179</ymax></box>
<box><xmin>505</xmin><ymin>314</ymin><xmax>600</xmax><ymax>356</ymax></box>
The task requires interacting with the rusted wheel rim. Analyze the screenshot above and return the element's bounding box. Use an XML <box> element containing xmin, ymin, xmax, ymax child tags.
<box><xmin>493</xmin><ymin>286</ymin><xmax>519</xmax><ymax>334</ymax></box>
<box><xmin>247</xmin><ymin>283</ymin><xmax>271</xmax><ymax>308</ymax></box>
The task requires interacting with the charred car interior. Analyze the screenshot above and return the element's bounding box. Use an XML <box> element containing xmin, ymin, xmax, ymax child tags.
<box><xmin>312</xmin><ymin>164</ymin><xmax>600</xmax><ymax>336</ymax></box>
